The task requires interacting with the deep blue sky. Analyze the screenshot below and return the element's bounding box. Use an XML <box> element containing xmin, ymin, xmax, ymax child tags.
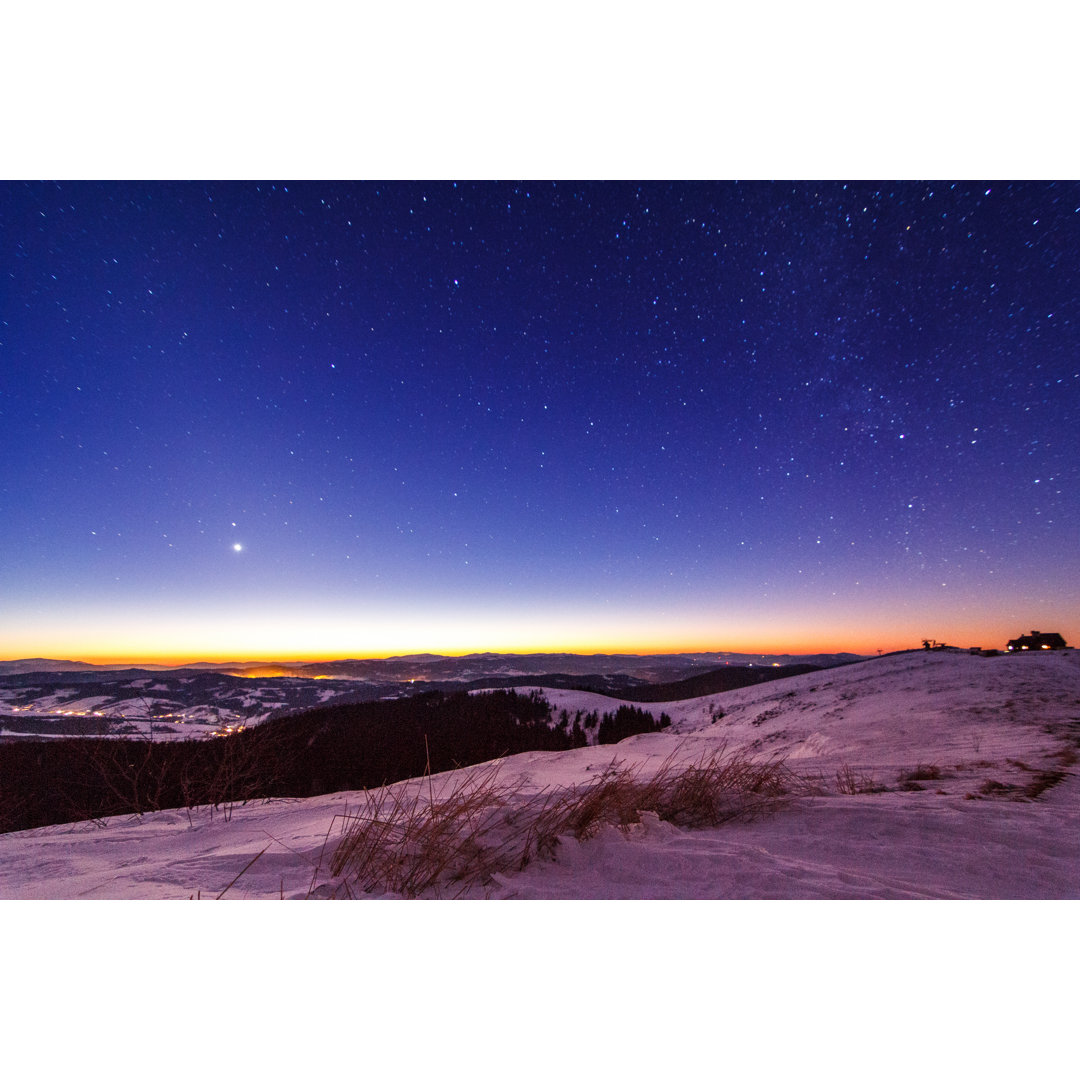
<box><xmin>2</xmin><ymin>180</ymin><xmax>1077</xmax><ymax>660</ymax></box>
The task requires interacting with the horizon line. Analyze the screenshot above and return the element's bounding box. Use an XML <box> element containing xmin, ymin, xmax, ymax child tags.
<box><xmin>2</xmin><ymin>645</ymin><xmax>886</xmax><ymax>668</ymax></box>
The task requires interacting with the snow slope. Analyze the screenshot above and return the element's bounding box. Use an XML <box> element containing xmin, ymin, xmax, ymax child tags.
<box><xmin>1</xmin><ymin>650</ymin><xmax>1077</xmax><ymax>899</ymax></box>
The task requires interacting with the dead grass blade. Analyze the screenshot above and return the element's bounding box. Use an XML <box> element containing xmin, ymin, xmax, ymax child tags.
<box><xmin>216</xmin><ymin>842</ymin><xmax>271</xmax><ymax>899</ymax></box>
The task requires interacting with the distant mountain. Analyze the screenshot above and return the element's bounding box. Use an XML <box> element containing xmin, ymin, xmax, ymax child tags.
<box><xmin>269</xmin><ymin>652</ymin><xmax>867</xmax><ymax>683</ymax></box>
<box><xmin>1</xmin><ymin>651</ymin><xmax>867</xmax><ymax>683</ymax></box>
<box><xmin>0</xmin><ymin>658</ymin><xmax>102</xmax><ymax>674</ymax></box>
<box><xmin>566</xmin><ymin>663</ymin><xmax>837</xmax><ymax>702</ymax></box>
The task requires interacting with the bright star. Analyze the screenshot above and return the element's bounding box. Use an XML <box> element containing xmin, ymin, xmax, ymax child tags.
<box><xmin>232</xmin><ymin>543</ymin><xmax>243</xmax><ymax>552</ymax></box>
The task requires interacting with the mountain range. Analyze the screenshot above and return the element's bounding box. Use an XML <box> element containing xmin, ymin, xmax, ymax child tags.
<box><xmin>0</xmin><ymin>651</ymin><xmax>865</xmax><ymax>737</ymax></box>
<box><xmin>0</xmin><ymin>650</ymin><xmax>866</xmax><ymax>679</ymax></box>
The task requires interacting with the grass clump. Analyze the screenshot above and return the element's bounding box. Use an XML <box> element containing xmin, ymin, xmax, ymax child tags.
<box><xmin>973</xmin><ymin>770</ymin><xmax>1066</xmax><ymax>800</ymax></box>
<box><xmin>327</xmin><ymin>746</ymin><xmax>795</xmax><ymax>898</ymax></box>
<box><xmin>1022</xmin><ymin>770</ymin><xmax>1066</xmax><ymax>799</ymax></box>
<box><xmin>898</xmin><ymin>764</ymin><xmax>942</xmax><ymax>783</ymax></box>
<box><xmin>978</xmin><ymin>779</ymin><xmax>1018</xmax><ymax>796</ymax></box>
<box><xmin>834</xmin><ymin>764</ymin><xmax>887</xmax><ymax>794</ymax></box>
<box><xmin>327</xmin><ymin>761</ymin><xmax>533</xmax><ymax>898</ymax></box>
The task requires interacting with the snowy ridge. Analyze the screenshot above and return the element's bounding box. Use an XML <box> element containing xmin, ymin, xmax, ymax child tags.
<box><xmin>0</xmin><ymin>650</ymin><xmax>1077</xmax><ymax>899</ymax></box>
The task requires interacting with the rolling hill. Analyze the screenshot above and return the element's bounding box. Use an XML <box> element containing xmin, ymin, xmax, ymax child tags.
<box><xmin>0</xmin><ymin>648</ymin><xmax>1076</xmax><ymax>899</ymax></box>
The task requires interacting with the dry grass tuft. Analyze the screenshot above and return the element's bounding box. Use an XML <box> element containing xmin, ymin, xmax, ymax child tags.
<box><xmin>327</xmin><ymin>761</ymin><xmax>528</xmax><ymax>898</ymax></box>
<box><xmin>327</xmin><ymin>746</ymin><xmax>795</xmax><ymax>898</ymax></box>
<box><xmin>834</xmin><ymin>764</ymin><xmax>885</xmax><ymax>795</ymax></box>
<box><xmin>898</xmin><ymin>763</ymin><xmax>942</xmax><ymax>783</ymax></box>
<box><xmin>978</xmin><ymin>778</ymin><xmax>1018</xmax><ymax>796</ymax></box>
<box><xmin>1022</xmin><ymin>769</ymin><xmax>1067</xmax><ymax>799</ymax></box>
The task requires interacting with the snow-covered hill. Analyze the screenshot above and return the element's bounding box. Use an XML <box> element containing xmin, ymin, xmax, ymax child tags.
<box><xmin>1</xmin><ymin>649</ymin><xmax>1077</xmax><ymax>899</ymax></box>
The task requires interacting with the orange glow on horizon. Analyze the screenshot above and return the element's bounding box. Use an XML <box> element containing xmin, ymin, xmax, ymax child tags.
<box><xmin>7</xmin><ymin>607</ymin><xmax>1069</xmax><ymax>668</ymax></box>
<box><xmin>50</xmin><ymin>634</ymin><xmax>913</xmax><ymax>668</ymax></box>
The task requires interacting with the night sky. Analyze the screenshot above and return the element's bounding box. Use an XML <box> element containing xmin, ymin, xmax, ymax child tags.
<box><xmin>2</xmin><ymin>180</ymin><xmax>1078</xmax><ymax>662</ymax></box>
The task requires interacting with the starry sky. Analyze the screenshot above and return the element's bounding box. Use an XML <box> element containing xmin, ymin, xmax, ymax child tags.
<box><xmin>2</xmin><ymin>180</ymin><xmax>1078</xmax><ymax>662</ymax></box>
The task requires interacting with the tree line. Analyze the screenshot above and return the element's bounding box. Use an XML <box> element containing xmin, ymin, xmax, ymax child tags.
<box><xmin>1</xmin><ymin>690</ymin><xmax>670</xmax><ymax>833</ymax></box>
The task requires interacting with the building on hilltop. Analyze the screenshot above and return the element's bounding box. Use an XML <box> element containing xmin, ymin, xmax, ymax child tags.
<box><xmin>1006</xmin><ymin>630</ymin><xmax>1068</xmax><ymax>651</ymax></box>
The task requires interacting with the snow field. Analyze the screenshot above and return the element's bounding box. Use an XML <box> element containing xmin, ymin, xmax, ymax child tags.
<box><xmin>1</xmin><ymin>649</ymin><xmax>1077</xmax><ymax>900</ymax></box>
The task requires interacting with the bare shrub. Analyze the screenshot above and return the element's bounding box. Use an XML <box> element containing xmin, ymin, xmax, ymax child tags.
<box><xmin>70</xmin><ymin>738</ymin><xmax>177</xmax><ymax>819</ymax></box>
<box><xmin>195</xmin><ymin>727</ymin><xmax>286</xmax><ymax>821</ymax></box>
<box><xmin>329</xmin><ymin>746</ymin><xmax>796</xmax><ymax>898</ymax></box>
<box><xmin>0</xmin><ymin>776</ymin><xmax>40</xmax><ymax>834</ymax></box>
